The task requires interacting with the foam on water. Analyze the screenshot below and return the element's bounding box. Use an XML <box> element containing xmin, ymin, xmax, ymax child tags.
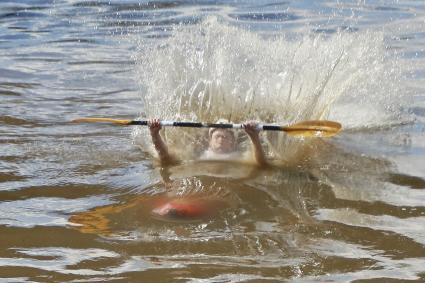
<box><xmin>133</xmin><ymin>17</ymin><xmax>406</xmax><ymax>161</ymax></box>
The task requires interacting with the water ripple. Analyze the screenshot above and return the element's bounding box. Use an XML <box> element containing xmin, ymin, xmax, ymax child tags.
<box><xmin>229</xmin><ymin>12</ymin><xmax>300</xmax><ymax>22</ymax></box>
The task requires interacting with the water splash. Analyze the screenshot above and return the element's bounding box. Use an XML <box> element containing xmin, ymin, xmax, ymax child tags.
<box><xmin>133</xmin><ymin>17</ymin><xmax>403</xmax><ymax>161</ymax></box>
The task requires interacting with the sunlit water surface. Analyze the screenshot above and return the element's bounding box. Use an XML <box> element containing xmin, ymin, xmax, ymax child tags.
<box><xmin>1</xmin><ymin>0</ymin><xmax>425</xmax><ymax>282</ymax></box>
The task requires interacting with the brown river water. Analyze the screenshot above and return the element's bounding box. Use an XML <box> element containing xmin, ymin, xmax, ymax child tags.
<box><xmin>1</xmin><ymin>0</ymin><xmax>425</xmax><ymax>282</ymax></box>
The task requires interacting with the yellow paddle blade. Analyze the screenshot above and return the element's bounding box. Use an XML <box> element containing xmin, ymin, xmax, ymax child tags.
<box><xmin>71</xmin><ymin>117</ymin><xmax>132</xmax><ymax>125</ymax></box>
<box><xmin>282</xmin><ymin>120</ymin><xmax>342</xmax><ymax>137</ymax></box>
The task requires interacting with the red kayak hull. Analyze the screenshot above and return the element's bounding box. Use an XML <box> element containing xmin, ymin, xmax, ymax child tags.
<box><xmin>151</xmin><ymin>198</ymin><xmax>223</xmax><ymax>221</ymax></box>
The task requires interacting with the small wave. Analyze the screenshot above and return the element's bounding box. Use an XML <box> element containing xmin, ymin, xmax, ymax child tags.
<box><xmin>0</xmin><ymin>89</ymin><xmax>21</xmax><ymax>96</ymax></box>
<box><xmin>0</xmin><ymin>11</ymin><xmax>47</xmax><ymax>20</ymax></box>
<box><xmin>0</xmin><ymin>115</ymin><xmax>30</xmax><ymax>126</ymax></box>
<box><xmin>229</xmin><ymin>12</ymin><xmax>300</xmax><ymax>22</ymax></box>
<box><xmin>73</xmin><ymin>1</ymin><xmax>183</xmax><ymax>11</ymax></box>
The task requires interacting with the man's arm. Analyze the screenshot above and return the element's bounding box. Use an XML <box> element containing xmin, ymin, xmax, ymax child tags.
<box><xmin>148</xmin><ymin>119</ymin><xmax>175</xmax><ymax>165</ymax></box>
<box><xmin>243</xmin><ymin>121</ymin><xmax>268</xmax><ymax>166</ymax></box>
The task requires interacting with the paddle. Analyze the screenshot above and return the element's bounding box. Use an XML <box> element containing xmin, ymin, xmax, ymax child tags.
<box><xmin>71</xmin><ymin>118</ymin><xmax>342</xmax><ymax>137</ymax></box>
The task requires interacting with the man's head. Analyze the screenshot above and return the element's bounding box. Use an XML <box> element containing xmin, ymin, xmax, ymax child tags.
<box><xmin>208</xmin><ymin>128</ymin><xmax>236</xmax><ymax>154</ymax></box>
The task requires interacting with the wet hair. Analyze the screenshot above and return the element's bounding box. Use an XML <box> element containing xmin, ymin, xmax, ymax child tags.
<box><xmin>208</xmin><ymin>119</ymin><xmax>235</xmax><ymax>140</ymax></box>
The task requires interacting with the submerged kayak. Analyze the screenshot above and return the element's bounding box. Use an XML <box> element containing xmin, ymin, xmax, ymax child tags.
<box><xmin>151</xmin><ymin>198</ymin><xmax>225</xmax><ymax>221</ymax></box>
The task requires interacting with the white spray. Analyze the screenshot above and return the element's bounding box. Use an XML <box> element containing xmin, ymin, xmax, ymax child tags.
<box><xmin>133</xmin><ymin>17</ymin><xmax>403</xmax><ymax>162</ymax></box>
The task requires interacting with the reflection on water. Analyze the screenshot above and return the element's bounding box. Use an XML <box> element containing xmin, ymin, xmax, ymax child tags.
<box><xmin>68</xmin><ymin>162</ymin><xmax>311</xmax><ymax>236</ymax></box>
<box><xmin>1</xmin><ymin>0</ymin><xmax>425</xmax><ymax>281</ymax></box>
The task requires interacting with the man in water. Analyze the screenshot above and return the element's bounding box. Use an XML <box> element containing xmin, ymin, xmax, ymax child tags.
<box><xmin>148</xmin><ymin>118</ymin><xmax>267</xmax><ymax>166</ymax></box>
<box><xmin>69</xmin><ymin>120</ymin><xmax>268</xmax><ymax>229</ymax></box>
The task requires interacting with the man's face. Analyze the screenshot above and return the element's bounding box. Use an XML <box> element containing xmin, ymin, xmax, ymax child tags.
<box><xmin>209</xmin><ymin>129</ymin><xmax>235</xmax><ymax>154</ymax></box>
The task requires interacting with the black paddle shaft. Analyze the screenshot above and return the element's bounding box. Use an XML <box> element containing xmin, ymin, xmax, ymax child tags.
<box><xmin>127</xmin><ymin>120</ymin><xmax>282</xmax><ymax>131</ymax></box>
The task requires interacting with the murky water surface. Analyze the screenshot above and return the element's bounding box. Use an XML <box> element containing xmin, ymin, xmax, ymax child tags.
<box><xmin>1</xmin><ymin>0</ymin><xmax>425</xmax><ymax>281</ymax></box>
